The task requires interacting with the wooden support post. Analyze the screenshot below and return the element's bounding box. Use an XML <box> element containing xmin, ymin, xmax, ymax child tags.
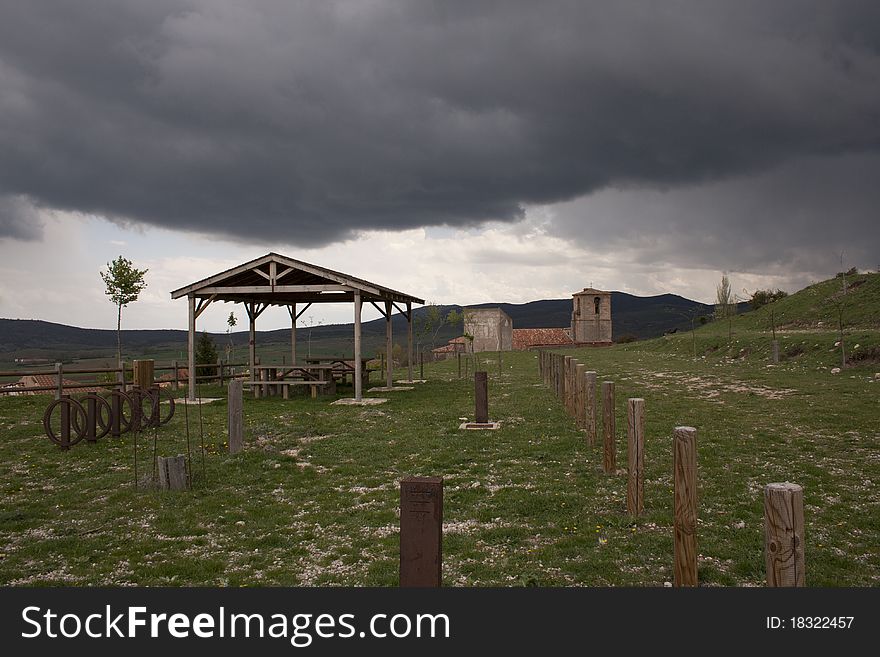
<box><xmin>772</xmin><ymin>340</ymin><xmax>779</xmax><ymax>364</ymax></box>
<box><xmin>627</xmin><ymin>398</ymin><xmax>645</xmax><ymax>515</ymax></box>
<box><xmin>764</xmin><ymin>482</ymin><xmax>805</xmax><ymax>587</ymax></box>
<box><xmin>290</xmin><ymin>303</ymin><xmax>297</xmax><ymax>366</ymax></box>
<box><xmin>400</xmin><ymin>476</ymin><xmax>443</xmax><ymax>587</ymax></box>
<box><xmin>673</xmin><ymin>426</ymin><xmax>698</xmax><ymax>587</ymax></box>
<box><xmin>474</xmin><ymin>371</ymin><xmax>489</xmax><ymax>423</ymax></box>
<box><xmin>55</xmin><ymin>362</ymin><xmax>63</xmax><ymax>401</ymax></box>
<box><xmin>406</xmin><ymin>302</ymin><xmax>414</xmax><ymax>383</ymax></box>
<box><xmin>585</xmin><ymin>371</ymin><xmax>597</xmax><ymax>446</ymax></box>
<box><xmin>249</xmin><ymin>304</ymin><xmax>257</xmax><ymax>399</ymax></box>
<box><xmin>354</xmin><ymin>291</ymin><xmax>363</xmax><ymax>401</ymax></box>
<box><xmin>602</xmin><ymin>381</ymin><xmax>616</xmax><ymax>474</ymax></box>
<box><xmin>228</xmin><ymin>379</ymin><xmax>243</xmax><ymax>454</ymax></box>
<box><xmin>188</xmin><ymin>295</ymin><xmax>196</xmax><ymax>401</ymax></box>
<box><xmin>157</xmin><ymin>455</ymin><xmax>189</xmax><ymax>491</ymax></box>
<box><xmin>385</xmin><ymin>301</ymin><xmax>393</xmax><ymax>389</ymax></box>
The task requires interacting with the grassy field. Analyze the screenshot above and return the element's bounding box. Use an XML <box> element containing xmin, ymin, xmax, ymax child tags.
<box><xmin>0</xmin><ymin>317</ymin><xmax>877</xmax><ymax>586</ymax></box>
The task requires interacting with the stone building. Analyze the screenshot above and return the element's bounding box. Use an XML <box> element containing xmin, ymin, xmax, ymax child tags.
<box><xmin>571</xmin><ymin>288</ymin><xmax>612</xmax><ymax>343</ymax></box>
<box><xmin>463</xmin><ymin>308</ymin><xmax>513</xmax><ymax>352</ymax></box>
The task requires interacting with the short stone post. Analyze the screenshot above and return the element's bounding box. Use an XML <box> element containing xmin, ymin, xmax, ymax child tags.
<box><xmin>228</xmin><ymin>379</ymin><xmax>243</xmax><ymax>454</ymax></box>
<box><xmin>474</xmin><ymin>371</ymin><xmax>489</xmax><ymax>423</ymax></box>
<box><xmin>157</xmin><ymin>455</ymin><xmax>189</xmax><ymax>491</ymax></box>
<box><xmin>771</xmin><ymin>340</ymin><xmax>780</xmax><ymax>364</ymax></box>
<box><xmin>602</xmin><ymin>381</ymin><xmax>615</xmax><ymax>473</ymax></box>
<box><xmin>400</xmin><ymin>476</ymin><xmax>443</xmax><ymax>587</ymax></box>
<box><xmin>764</xmin><ymin>482</ymin><xmax>805</xmax><ymax>586</ymax></box>
<box><xmin>627</xmin><ymin>398</ymin><xmax>645</xmax><ymax>515</ymax></box>
<box><xmin>585</xmin><ymin>371</ymin><xmax>597</xmax><ymax>446</ymax></box>
<box><xmin>673</xmin><ymin>426</ymin><xmax>698</xmax><ymax>587</ymax></box>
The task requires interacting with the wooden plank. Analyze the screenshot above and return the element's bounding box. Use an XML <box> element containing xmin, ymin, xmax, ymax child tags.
<box><xmin>673</xmin><ymin>426</ymin><xmax>698</xmax><ymax>587</ymax></box>
<box><xmin>194</xmin><ymin>284</ymin><xmax>355</xmax><ymax>294</ymax></box>
<box><xmin>627</xmin><ymin>398</ymin><xmax>645</xmax><ymax>515</ymax></box>
<box><xmin>764</xmin><ymin>482</ymin><xmax>805</xmax><ymax>586</ymax></box>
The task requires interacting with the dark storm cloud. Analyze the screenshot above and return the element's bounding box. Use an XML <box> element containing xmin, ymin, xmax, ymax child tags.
<box><xmin>1</xmin><ymin>0</ymin><xmax>879</xmax><ymax>251</ymax></box>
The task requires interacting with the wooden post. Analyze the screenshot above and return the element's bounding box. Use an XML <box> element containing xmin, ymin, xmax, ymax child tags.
<box><xmin>290</xmin><ymin>303</ymin><xmax>297</xmax><ymax>366</ymax></box>
<box><xmin>772</xmin><ymin>340</ymin><xmax>779</xmax><ymax>364</ymax></box>
<box><xmin>260</xmin><ymin>367</ymin><xmax>269</xmax><ymax>398</ymax></box>
<box><xmin>385</xmin><ymin>301</ymin><xmax>393</xmax><ymax>388</ymax></box>
<box><xmin>673</xmin><ymin>426</ymin><xmax>698</xmax><ymax>587</ymax></box>
<box><xmin>55</xmin><ymin>362</ymin><xmax>63</xmax><ymax>400</ymax></box>
<box><xmin>602</xmin><ymin>381</ymin><xmax>616</xmax><ymax>473</ymax></box>
<box><xmin>764</xmin><ymin>482</ymin><xmax>805</xmax><ymax>587</ymax></box>
<box><xmin>457</xmin><ymin>352</ymin><xmax>461</xmax><ymax>379</ymax></box>
<box><xmin>627</xmin><ymin>398</ymin><xmax>645</xmax><ymax>515</ymax></box>
<box><xmin>474</xmin><ymin>371</ymin><xmax>489</xmax><ymax>423</ymax></box>
<box><xmin>228</xmin><ymin>379</ymin><xmax>243</xmax><ymax>454</ymax></box>
<box><xmin>188</xmin><ymin>295</ymin><xmax>196</xmax><ymax>401</ymax></box>
<box><xmin>60</xmin><ymin>393</ymin><xmax>71</xmax><ymax>449</ymax></box>
<box><xmin>562</xmin><ymin>356</ymin><xmax>574</xmax><ymax>415</ymax></box>
<box><xmin>354</xmin><ymin>290</ymin><xmax>363</xmax><ymax>401</ymax></box>
<box><xmin>406</xmin><ymin>301</ymin><xmax>414</xmax><ymax>383</ymax></box>
<box><xmin>400</xmin><ymin>476</ymin><xmax>443</xmax><ymax>587</ymax></box>
<box><xmin>157</xmin><ymin>455</ymin><xmax>189</xmax><ymax>491</ymax></box>
<box><xmin>173</xmin><ymin>360</ymin><xmax>179</xmax><ymax>391</ymax></box>
<box><xmin>575</xmin><ymin>362</ymin><xmax>586</xmax><ymax>429</ymax></box>
<box><xmin>419</xmin><ymin>351</ymin><xmax>424</xmax><ymax>380</ymax></box>
<box><xmin>585</xmin><ymin>371</ymin><xmax>597</xmax><ymax>446</ymax></box>
<box><xmin>133</xmin><ymin>359</ymin><xmax>154</xmax><ymax>390</ymax></box>
<box><xmin>216</xmin><ymin>357</ymin><xmax>223</xmax><ymax>386</ymax></box>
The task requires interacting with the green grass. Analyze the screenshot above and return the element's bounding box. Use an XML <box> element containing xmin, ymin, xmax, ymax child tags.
<box><xmin>0</xmin><ymin>332</ymin><xmax>877</xmax><ymax>586</ymax></box>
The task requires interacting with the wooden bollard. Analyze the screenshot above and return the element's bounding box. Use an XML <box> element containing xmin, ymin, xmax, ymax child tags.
<box><xmin>400</xmin><ymin>476</ymin><xmax>443</xmax><ymax>587</ymax></box>
<box><xmin>764</xmin><ymin>482</ymin><xmax>805</xmax><ymax>586</ymax></box>
<box><xmin>133</xmin><ymin>359</ymin><xmax>154</xmax><ymax>390</ymax></box>
<box><xmin>626</xmin><ymin>398</ymin><xmax>645</xmax><ymax>515</ymax></box>
<box><xmin>575</xmin><ymin>363</ymin><xmax>586</xmax><ymax>429</ymax></box>
<box><xmin>602</xmin><ymin>381</ymin><xmax>615</xmax><ymax>473</ymax></box>
<box><xmin>771</xmin><ymin>340</ymin><xmax>779</xmax><ymax>364</ymax></box>
<box><xmin>474</xmin><ymin>371</ymin><xmax>489</xmax><ymax>423</ymax></box>
<box><xmin>157</xmin><ymin>454</ymin><xmax>189</xmax><ymax>491</ymax></box>
<box><xmin>673</xmin><ymin>426</ymin><xmax>698</xmax><ymax>587</ymax></box>
<box><xmin>228</xmin><ymin>379</ymin><xmax>243</xmax><ymax>454</ymax></box>
<box><xmin>585</xmin><ymin>371</ymin><xmax>597</xmax><ymax>446</ymax></box>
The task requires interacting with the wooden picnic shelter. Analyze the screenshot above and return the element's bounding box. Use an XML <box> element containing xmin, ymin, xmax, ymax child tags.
<box><xmin>170</xmin><ymin>253</ymin><xmax>424</xmax><ymax>402</ymax></box>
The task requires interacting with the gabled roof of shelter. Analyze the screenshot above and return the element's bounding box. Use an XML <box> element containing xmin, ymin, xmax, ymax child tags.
<box><xmin>170</xmin><ymin>252</ymin><xmax>424</xmax><ymax>306</ymax></box>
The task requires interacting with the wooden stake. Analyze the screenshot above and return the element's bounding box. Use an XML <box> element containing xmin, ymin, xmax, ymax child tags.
<box><xmin>626</xmin><ymin>398</ymin><xmax>645</xmax><ymax>515</ymax></box>
<box><xmin>575</xmin><ymin>363</ymin><xmax>586</xmax><ymax>429</ymax></box>
<box><xmin>602</xmin><ymin>381</ymin><xmax>615</xmax><ymax>473</ymax></box>
<box><xmin>228</xmin><ymin>379</ymin><xmax>243</xmax><ymax>454</ymax></box>
<box><xmin>585</xmin><ymin>371</ymin><xmax>597</xmax><ymax>446</ymax></box>
<box><xmin>764</xmin><ymin>482</ymin><xmax>805</xmax><ymax>586</ymax></box>
<box><xmin>673</xmin><ymin>426</ymin><xmax>698</xmax><ymax>587</ymax></box>
<box><xmin>158</xmin><ymin>455</ymin><xmax>189</xmax><ymax>491</ymax></box>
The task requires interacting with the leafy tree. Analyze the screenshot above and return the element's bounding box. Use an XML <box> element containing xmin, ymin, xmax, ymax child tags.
<box><xmin>226</xmin><ymin>312</ymin><xmax>237</xmax><ymax>366</ymax></box>
<box><xmin>748</xmin><ymin>288</ymin><xmax>788</xmax><ymax>310</ymax></box>
<box><xmin>100</xmin><ymin>256</ymin><xmax>148</xmax><ymax>370</ymax></box>
<box><xmin>415</xmin><ymin>304</ymin><xmax>462</xmax><ymax>352</ymax></box>
<box><xmin>195</xmin><ymin>331</ymin><xmax>219</xmax><ymax>378</ymax></box>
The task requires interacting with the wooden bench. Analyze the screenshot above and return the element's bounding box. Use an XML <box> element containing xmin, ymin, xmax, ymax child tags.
<box><xmin>242</xmin><ymin>379</ymin><xmax>332</xmax><ymax>399</ymax></box>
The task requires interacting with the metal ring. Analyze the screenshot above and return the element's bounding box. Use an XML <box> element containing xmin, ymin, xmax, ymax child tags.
<box><xmin>154</xmin><ymin>387</ymin><xmax>176</xmax><ymax>426</ymax></box>
<box><xmin>71</xmin><ymin>393</ymin><xmax>113</xmax><ymax>441</ymax></box>
<box><xmin>42</xmin><ymin>397</ymin><xmax>88</xmax><ymax>448</ymax></box>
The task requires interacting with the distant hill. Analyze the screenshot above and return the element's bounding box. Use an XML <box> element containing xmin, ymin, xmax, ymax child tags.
<box><xmin>0</xmin><ymin>290</ymin><xmax>737</xmax><ymax>360</ymax></box>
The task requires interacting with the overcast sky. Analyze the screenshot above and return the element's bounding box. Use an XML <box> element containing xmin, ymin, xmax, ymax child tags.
<box><xmin>1</xmin><ymin>1</ymin><xmax>878</xmax><ymax>331</ymax></box>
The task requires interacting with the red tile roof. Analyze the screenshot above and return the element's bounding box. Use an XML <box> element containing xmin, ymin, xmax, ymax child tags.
<box><xmin>512</xmin><ymin>328</ymin><xmax>573</xmax><ymax>350</ymax></box>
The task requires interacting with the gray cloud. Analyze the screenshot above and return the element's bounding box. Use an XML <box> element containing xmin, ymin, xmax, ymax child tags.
<box><xmin>0</xmin><ymin>194</ymin><xmax>43</xmax><ymax>240</ymax></box>
<box><xmin>1</xmin><ymin>0</ymin><xmax>879</xmax><ymax>263</ymax></box>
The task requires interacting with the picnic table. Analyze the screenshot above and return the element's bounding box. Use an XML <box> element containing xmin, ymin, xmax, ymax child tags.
<box><xmin>303</xmin><ymin>357</ymin><xmax>373</xmax><ymax>385</ymax></box>
<box><xmin>245</xmin><ymin>364</ymin><xmax>337</xmax><ymax>399</ymax></box>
